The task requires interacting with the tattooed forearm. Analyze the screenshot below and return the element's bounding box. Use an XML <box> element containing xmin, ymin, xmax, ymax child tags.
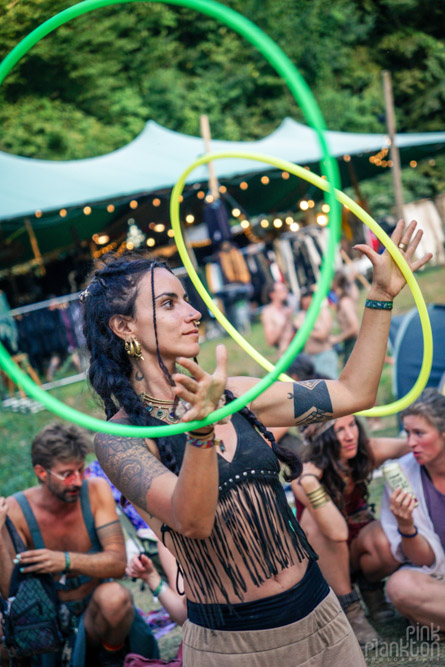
<box><xmin>94</xmin><ymin>433</ymin><xmax>168</xmax><ymax>512</ymax></box>
<box><xmin>290</xmin><ymin>380</ymin><xmax>333</xmax><ymax>425</ymax></box>
<box><xmin>96</xmin><ymin>520</ymin><xmax>125</xmax><ymax>548</ymax></box>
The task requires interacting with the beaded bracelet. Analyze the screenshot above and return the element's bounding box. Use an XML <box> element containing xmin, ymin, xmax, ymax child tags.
<box><xmin>397</xmin><ymin>525</ymin><xmax>418</xmax><ymax>538</ymax></box>
<box><xmin>186</xmin><ymin>430</ymin><xmax>215</xmax><ymax>449</ymax></box>
<box><xmin>365</xmin><ymin>299</ymin><xmax>393</xmax><ymax>310</ymax></box>
<box><xmin>64</xmin><ymin>551</ymin><xmax>71</xmax><ymax>573</ymax></box>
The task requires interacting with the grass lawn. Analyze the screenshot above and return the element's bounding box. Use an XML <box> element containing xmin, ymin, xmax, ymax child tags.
<box><xmin>1</xmin><ymin>264</ymin><xmax>444</xmax><ymax>663</ymax></box>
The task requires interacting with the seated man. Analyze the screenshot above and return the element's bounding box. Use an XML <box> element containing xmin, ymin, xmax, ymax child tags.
<box><xmin>0</xmin><ymin>422</ymin><xmax>158</xmax><ymax>667</ymax></box>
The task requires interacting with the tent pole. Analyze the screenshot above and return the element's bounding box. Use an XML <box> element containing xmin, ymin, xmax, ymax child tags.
<box><xmin>200</xmin><ymin>115</ymin><xmax>220</xmax><ymax>200</ymax></box>
<box><xmin>25</xmin><ymin>218</ymin><xmax>46</xmax><ymax>276</ymax></box>
<box><xmin>382</xmin><ymin>70</ymin><xmax>404</xmax><ymax>221</ymax></box>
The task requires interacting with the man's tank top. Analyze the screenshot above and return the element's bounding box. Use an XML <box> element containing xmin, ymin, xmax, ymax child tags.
<box><xmin>14</xmin><ymin>480</ymin><xmax>102</xmax><ymax>592</ymax></box>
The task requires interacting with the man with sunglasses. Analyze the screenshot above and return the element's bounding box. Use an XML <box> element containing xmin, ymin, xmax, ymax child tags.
<box><xmin>0</xmin><ymin>422</ymin><xmax>158</xmax><ymax>666</ymax></box>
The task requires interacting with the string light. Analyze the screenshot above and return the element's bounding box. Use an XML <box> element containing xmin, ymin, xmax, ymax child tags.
<box><xmin>240</xmin><ymin>220</ymin><xmax>250</xmax><ymax>229</ymax></box>
<box><xmin>107</xmin><ymin>204</ymin><xmax>115</xmax><ymax>213</ymax></box>
<box><xmin>35</xmin><ymin>210</ymin><xmax>42</xmax><ymax>218</ymax></box>
<box><xmin>273</xmin><ymin>218</ymin><xmax>283</xmax><ymax>228</ymax></box>
<box><xmin>290</xmin><ymin>222</ymin><xmax>300</xmax><ymax>232</ymax></box>
<box><xmin>129</xmin><ymin>200</ymin><xmax>138</xmax><ymax>209</ymax></box>
<box><xmin>92</xmin><ymin>233</ymin><xmax>110</xmax><ymax>245</ymax></box>
<box><xmin>83</xmin><ymin>206</ymin><xmax>92</xmax><ymax>215</ymax></box>
<box><xmin>343</xmin><ymin>155</ymin><xmax>351</xmax><ymax>162</ymax></box>
<box><xmin>126</xmin><ymin>223</ymin><xmax>145</xmax><ymax>248</ymax></box>
<box><xmin>179</xmin><ymin>195</ymin><xmax>184</xmax><ymax>203</ymax></box>
<box><xmin>308</xmin><ymin>200</ymin><xmax>315</xmax><ymax>208</ymax></box>
<box><xmin>154</xmin><ymin>223</ymin><xmax>165</xmax><ymax>233</ymax></box>
<box><xmin>321</xmin><ymin>203</ymin><xmax>330</xmax><ymax>213</ymax></box>
<box><xmin>240</xmin><ymin>181</ymin><xmax>248</xmax><ymax>190</ymax></box>
<box><xmin>316</xmin><ymin>214</ymin><xmax>328</xmax><ymax>227</ymax></box>
<box><xmin>153</xmin><ymin>198</ymin><xmax>161</xmax><ymax>207</ymax></box>
<box><xmin>219</xmin><ymin>185</ymin><xmax>227</xmax><ymax>193</ymax></box>
<box><xmin>281</xmin><ymin>171</ymin><xmax>289</xmax><ymax>180</ymax></box>
<box><xmin>299</xmin><ymin>201</ymin><xmax>309</xmax><ymax>211</ymax></box>
<box><xmin>410</xmin><ymin>160</ymin><xmax>417</xmax><ymax>168</ymax></box>
<box><xmin>232</xmin><ymin>208</ymin><xmax>241</xmax><ymax>217</ymax></box>
<box><xmin>197</xmin><ymin>191</ymin><xmax>205</xmax><ymax>200</ymax></box>
<box><xmin>185</xmin><ymin>214</ymin><xmax>195</xmax><ymax>224</ymax></box>
<box><xmin>205</xmin><ymin>194</ymin><xmax>214</xmax><ymax>203</ymax></box>
<box><xmin>260</xmin><ymin>218</ymin><xmax>269</xmax><ymax>228</ymax></box>
<box><xmin>147</xmin><ymin>238</ymin><xmax>155</xmax><ymax>247</ymax></box>
<box><xmin>285</xmin><ymin>216</ymin><xmax>294</xmax><ymax>224</ymax></box>
<box><xmin>167</xmin><ymin>229</ymin><xmax>175</xmax><ymax>238</ymax></box>
<box><xmin>59</xmin><ymin>209</ymin><xmax>67</xmax><ymax>217</ymax></box>
<box><xmin>261</xmin><ymin>176</ymin><xmax>270</xmax><ymax>185</ymax></box>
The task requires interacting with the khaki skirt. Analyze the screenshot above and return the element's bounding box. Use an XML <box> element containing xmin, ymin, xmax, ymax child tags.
<box><xmin>182</xmin><ymin>588</ymin><xmax>366</xmax><ymax>667</ymax></box>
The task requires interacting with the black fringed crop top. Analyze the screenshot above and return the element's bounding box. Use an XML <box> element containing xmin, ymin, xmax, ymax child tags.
<box><xmin>159</xmin><ymin>411</ymin><xmax>317</xmax><ymax>609</ymax></box>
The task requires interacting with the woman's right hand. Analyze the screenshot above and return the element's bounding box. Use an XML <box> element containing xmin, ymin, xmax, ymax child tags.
<box><xmin>173</xmin><ymin>344</ymin><xmax>227</xmax><ymax>424</ymax></box>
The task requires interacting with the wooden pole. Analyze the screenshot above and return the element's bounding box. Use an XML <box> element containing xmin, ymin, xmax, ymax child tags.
<box><xmin>382</xmin><ymin>70</ymin><xmax>404</xmax><ymax>221</ymax></box>
<box><xmin>200</xmin><ymin>114</ymin><xmax>220</xmax><ymax>200</ymax></box>
<box><xmin>25</xmin><ymin>218</ymin><xmax>46</xmax><ymax>276</ymax></box>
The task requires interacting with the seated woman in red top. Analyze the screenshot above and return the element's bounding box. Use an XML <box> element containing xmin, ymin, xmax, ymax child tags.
<box><xmin>292</xmin><ymin>416</ymin><xmax>409</xmax><ymax>646</ymax></box>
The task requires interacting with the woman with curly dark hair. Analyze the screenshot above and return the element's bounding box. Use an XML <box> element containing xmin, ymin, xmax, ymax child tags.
<box><xmin>292</xmin><ymin>416</ymin><xmax>409</xmax><ymax>647</ymax></box>
<box><xmin>81</xmin><ymin>219</ymin><xmax>429</xmax><ymax>666</ymax></box>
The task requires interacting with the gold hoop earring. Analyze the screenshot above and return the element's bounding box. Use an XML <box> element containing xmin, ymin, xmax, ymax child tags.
<box><xmin>125</xmin><ymin>338</ymin><xmax>144</xmax><ymax>360</ymax></box>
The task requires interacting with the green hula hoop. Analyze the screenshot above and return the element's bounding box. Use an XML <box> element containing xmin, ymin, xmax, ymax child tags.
<box><xmin>0</xmin><ymin>0</ymin><xmax>341</xmax><ymax>436</ymax></box>
<box><xmin>170</xmin><ymin>152</ymin><xmax>433</xmax><ymax>418</ymax></box>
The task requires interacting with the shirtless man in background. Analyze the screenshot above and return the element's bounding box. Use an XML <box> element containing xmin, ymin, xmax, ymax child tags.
<box><xmin>294</xmin><ymin>286</ymin><xmax>339</xmax><ymax>379</ymax></box>
<box><xmin>261</xmin><ymin>282</ymin><xmax>296</xmax><ymax>354</ymax></box>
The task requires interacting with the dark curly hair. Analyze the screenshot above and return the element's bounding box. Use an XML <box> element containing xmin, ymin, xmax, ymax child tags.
<box><xmin>305</xmin><ymin>417</ymin><xmax>374</xmax><ymax>513</ymax></box>
<box><xmin>82</xmin><ymin>251</ymin><xmax>302</xmax><ymax>480</ymax></box>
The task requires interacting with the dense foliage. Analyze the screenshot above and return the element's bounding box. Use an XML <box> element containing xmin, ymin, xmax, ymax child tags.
<box><xmin>1</xmin><ymin>0</ymin><xmax>444</xmax><ymax>203</ymax></box>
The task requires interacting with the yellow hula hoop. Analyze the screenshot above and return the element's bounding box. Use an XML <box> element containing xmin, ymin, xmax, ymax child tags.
<box><xmin>170</xmin><ymin>151</ymin><xmax>433</xmax><ymax>418</ymax></box>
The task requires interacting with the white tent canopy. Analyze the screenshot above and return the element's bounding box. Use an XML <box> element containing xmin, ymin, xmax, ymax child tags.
<box><xmin>2</xmin><ymin>117</ymin><xmax>445</xmax><ymax>221</ymax></box>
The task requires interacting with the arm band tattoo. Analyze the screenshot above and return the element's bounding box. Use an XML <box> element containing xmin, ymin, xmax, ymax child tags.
<box><xmin>96</xmin><ymin>520</ymin><xmax>125</xmax><ymax>544</ymax></box>
<box><xmin>290</xmin><ymin>380</ymin><xmax>333</xmax><ymax>425</ymax></box>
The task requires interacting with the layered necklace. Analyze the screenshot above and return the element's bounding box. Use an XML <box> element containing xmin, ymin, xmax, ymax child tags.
<box><xmin>139</xmin><ymin>392</ymin><xmax>226</xmax><ymax>452</ymax></box>
<box><xmin>139</xmin><ymin>392</ymin><xmax>183</xmax><ymax>424</ymax></box>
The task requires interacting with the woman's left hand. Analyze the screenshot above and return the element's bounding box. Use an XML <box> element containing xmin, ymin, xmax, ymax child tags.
<box><xmin>353</xmin><ymin>219</ymin><xmax>432</xmax><ymax>300</ymax></box>
<box><xmin>173</xmin><ymin>344</ymin><xmax>227</xmax><ymax>423</ymax></box>
<box><xmin>389</xmin><ymin>487</ymin><xmax>417</xmax><ymax>530</ymax></box>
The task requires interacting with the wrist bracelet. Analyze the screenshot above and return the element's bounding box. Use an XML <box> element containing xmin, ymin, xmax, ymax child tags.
<box><xmin>365</xmin><ymin>298</ymin><xmax>393</xmax><ymax>310</ymax></box>
<box><xmin>298</xmin><ymin>473</ymin><xmax>321</xmax><ymax>486</ymax></box>
<box><xmin>64</xmin><ymin>551</ymin><xmax>70</xmax><ymax>573</ymax></box>
<box><xmin>188</xmin><ymin>426</ymin><xmax>215</xmax><ymax>438</ymax></box>
<box><xmin>306</xmin><ymin>486</ymin><xmax>330</xmax><ymax>509</ymax></box>
<box><xmin>150</xmin><ymin>579</ymin><xmax>167</xmax><ymax>598</ymax></box>
<box><xmin>186</xmin><ymin>431</ymin><xmax>215</xmax><ymax>449</ymax></box>
<box><xmin>397</xmin><ymin>525</ymin><xmax>418</xmax><ymax>538</ymax></box>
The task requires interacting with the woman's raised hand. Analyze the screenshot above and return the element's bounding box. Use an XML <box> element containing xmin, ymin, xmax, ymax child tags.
<box><xmin>389</xmin><ymin>487</ymin><xmax>417</xmax><ymax>531</ymax></box>
<box><xmin>173</xmin><ymin>344</ymin><xmax>228</xmax><ymax>423</ymax></box>
<box><xmin>353</xmin><ymin>219</ymin><xmax>432</xmax><ymax>300</ymax></box>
